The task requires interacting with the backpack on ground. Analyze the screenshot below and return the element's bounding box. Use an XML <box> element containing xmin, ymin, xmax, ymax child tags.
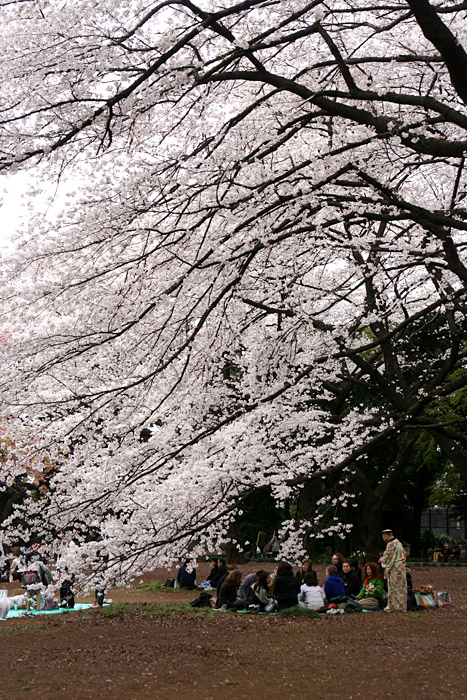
<box><xmin>189</xmin><ymin>591</ymin><xmax>212</xmax><ymax>608</ymax></box>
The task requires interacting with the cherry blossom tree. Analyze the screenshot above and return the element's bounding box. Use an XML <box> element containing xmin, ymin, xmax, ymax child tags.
<box><xmin>0</xmin><ymin>0</ymin><xmax>466</xmax><ymax>581</ymax></box>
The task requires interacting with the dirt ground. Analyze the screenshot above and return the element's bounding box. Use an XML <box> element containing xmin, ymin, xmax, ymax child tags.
<box><xmin>0</xmin><ymin>562</ymin><xmax>465</xmax><ymax>699</ymax></box>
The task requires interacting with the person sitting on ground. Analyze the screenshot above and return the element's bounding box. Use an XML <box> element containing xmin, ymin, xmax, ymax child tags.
<box><xmin>177</xmin><ymin>561</ymin><xmax>197</xmax><ymax>590</ymax></box>
<box><xmin>272</xmin><ymin>561</ymin><xmax>301</xmax><ymax>611</ymax></box>
<box><xmin>355</xmin><ymin>562</ymin><xmax>384</xmax><ymax>609</ymax></box>
<box><xmin>216</xmin><ymin>569</ymin><xmax>242</xmax><ymax>609</ymax></box>
<box><xmin>324</xmin><ymin>565</ymin><xmax>346</xmax><ymax>604</ymax></box>
<box><xmin>8</xmin><ymin>543</ymin><xmax>26</xmax><ymax>582</ymax></box>
<box><xmin>215</xmin><ymin>557</ymin><xmax>227</xmax><ymax>583</ymax></box>
<box><xmin>238</xmin><ymin>570</ymin><xmax>257</xmax><ymax>600</ymax></box>
<box><xmin>295</xmin><ymin>558</ymin><xmax>313</xmax><ymax>585</ymax></box>
<box><xmin>216</xmin><ymin>564</ymin><xmax>237</xmax><ymax>598</ymax></box>
<box><xmin>350</xmin><ymin>558</ymin><xmax>362</xmax><ymax>585</ymax></box>
<box><xmin>233</xmin><ymin>569</ymin><xmax>261</xmax><ymax>610</ymax></box>
<box><xmin>331</xmin><ymin>552</ymin><xmax>345</xmax><ymax>578</ymax></box>
<box><xmin>205</xmin><ymin>557</ymin><xmax>219</xmax><ymax>587</ymax></box>
<box><xmin>250</xmin><ymin>571</ymin><xmax>275</xmax><ymax>611</ymax></box>
<box><xmin>298</xmin><ymin>570</ymin><xmax>324</xmax><ymax>610</ymax></box>
<box><xmin>342</xmin><ymin>560</ymin><xmax>361</xmax><ymax>597</ymax></box>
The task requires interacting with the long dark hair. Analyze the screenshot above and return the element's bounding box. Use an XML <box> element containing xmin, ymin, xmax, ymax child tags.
<box><xmin>276</xmin><ymin>561</ymin><xmax>292</xmax><ymax>575</ymax></box>
<box><xmin>227</xmin><ymin>569</ymin><xmax>242</xmax><ymax>587</ymax></box>
<box><xmin>256</xmin><ymin>571</ymin><xmax>270</xmax><ymax>592</ymax></box>
<box><xmin>304</xmin><ymin>571</ymin><xmax>318</xmax><ymax>587</ymax></box>
<box><xmin>297</xmin><ymin>558</ymin><xmax>313</xmax><ymax>582</ymax></box>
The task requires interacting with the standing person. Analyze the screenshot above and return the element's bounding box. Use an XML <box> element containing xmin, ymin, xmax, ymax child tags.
<box><xmin>379</xmin><ymin>529</ymin><xmax>407</xmax><ymax>613</ymax></box>
<box><xmin>265</xmin><ymin>531</ymin><xmax>280</xmax><ymax>559</ymax></box>
<box><xmin>256</xmin><ymin>529</ymin><xmax>268</xmax><ymax>558</ymax></box>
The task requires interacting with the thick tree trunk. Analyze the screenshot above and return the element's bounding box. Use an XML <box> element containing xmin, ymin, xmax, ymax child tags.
<box><xmin>225</xmin><ymin>541</ymin><xmax>245</xmax><ymax>564</ymax></box>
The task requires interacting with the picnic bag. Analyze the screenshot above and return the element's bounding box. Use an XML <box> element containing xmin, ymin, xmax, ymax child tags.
<box><xmin>189</xmin><ymin>591</ymin><xmax>212</xmax><ymax>608</ymax></box>
<box><xmin>414</xmin><ymin>591</ymin><xmax>437</xmax><ymax>608</ymax></box>
<box><xmin>436</xmin><ymin>591</ymin><xmax>452</xmax><ymax>607</ymax></box>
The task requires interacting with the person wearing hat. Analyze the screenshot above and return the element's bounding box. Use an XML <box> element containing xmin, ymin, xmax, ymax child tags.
<box><xmin>379</xmin><ymin>529</ymin><xmax>407</xmax><ymax>612</ymax></box>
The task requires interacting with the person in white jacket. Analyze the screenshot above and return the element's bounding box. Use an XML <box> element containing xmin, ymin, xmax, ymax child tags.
<box><xmin>298</xmin><ymin>571</ymin><xmax>324</xmax><ymax>610</ymax></box>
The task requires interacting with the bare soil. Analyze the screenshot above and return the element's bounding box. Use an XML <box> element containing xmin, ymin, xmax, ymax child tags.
<box><xmin>1</xmin><ymin>562</ymin><xmax>466</xmax><ymax>699</ymax></box>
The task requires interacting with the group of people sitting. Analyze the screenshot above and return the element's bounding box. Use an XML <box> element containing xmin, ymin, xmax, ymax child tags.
<box><xmin>182</xmin><ymin>551</ymin><xmax>408</xmax><ymax>613</ymax></box>
<box><xmin>185</xmin><ymin>552</ymin><xmax>411</xmax><ymax>612</ymax></box>
<box><xmin>431</xmin><ymin>538</ymin><xmax>462</xmax><ymax>562</ymax></box>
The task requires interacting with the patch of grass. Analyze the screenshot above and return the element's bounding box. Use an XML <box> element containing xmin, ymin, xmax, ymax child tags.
<box><xmin>277</xmin><ymin>606</ymin><xmax>319</xmax><ymax>618</ymax></box>
<box><xmin>96</xmin><ymin>600</ymin><xmax>218</xmax><ymax>619</ymax></box>
<box><xmin>135</xmin><ymin>580</ymin><xmax>179</xmax><ymax>593</ymax></box>
<box><xmin>97</xmin><ymin>602</ymin><xmax>135</xmax><ymax>617</ymax></box>
<box><xmin>407</xmin><ymin>612</ymin><xmax>425</xmax><ymax>619</ymax></box>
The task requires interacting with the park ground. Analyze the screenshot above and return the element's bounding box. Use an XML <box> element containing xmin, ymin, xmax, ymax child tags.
<box><xmin>0</xmin><ymin>562</ymin><xmax>466</xmax><ymax>699</ymax></box>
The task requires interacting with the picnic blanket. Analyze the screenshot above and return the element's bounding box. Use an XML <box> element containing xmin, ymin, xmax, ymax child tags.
<box><xmin>3</xmin><ymin>603</ymin><xmax>107</xmax><ymax>619</ymax></box>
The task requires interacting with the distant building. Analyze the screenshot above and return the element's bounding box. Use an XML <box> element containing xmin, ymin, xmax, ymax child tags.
<box><xmin>421</xmin><ymin>508</ymin><xmax>466</xmax><ymax>538</ymax></box>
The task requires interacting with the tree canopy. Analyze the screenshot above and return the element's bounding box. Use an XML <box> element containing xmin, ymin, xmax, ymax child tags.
<box><xmin>0</xmin><ymin>0</ymin><xmax>466</xmax><ymax>582</ymax></box>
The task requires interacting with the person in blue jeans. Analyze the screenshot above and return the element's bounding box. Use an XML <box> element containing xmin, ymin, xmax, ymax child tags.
<box><xmin>324</xmin><ymin>565</ymin><xmax>346</xmax><ymax>604</ymax></box>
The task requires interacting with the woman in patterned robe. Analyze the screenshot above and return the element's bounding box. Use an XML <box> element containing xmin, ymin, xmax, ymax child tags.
<box><xmin>379</xmin><ymin>529</ymin><xmax>407</xmax><ymax>612</ymax></box>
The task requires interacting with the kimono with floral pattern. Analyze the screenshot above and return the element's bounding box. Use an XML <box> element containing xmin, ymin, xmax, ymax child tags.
<box><xmin>381</xmin><ymin>537</ymin><xmax>407</xmax><ymax>612</ymax></box>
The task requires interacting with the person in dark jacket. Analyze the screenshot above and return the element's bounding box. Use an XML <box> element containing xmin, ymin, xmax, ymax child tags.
<box><xmin>206</xmin><ymin>557</ymin><xmax>219</xmax><ymax>586</ymax></box>
<box><xmin>177</xmin><ymin>562</ymin><xmax>197</xmax><ymax>589</ymax></box>
<box><xmin>272</xmin><ymin>561</ymin><xmax>300</xmax><ymax>611</ymax></box>
<box><xmin>324</xmin><ymin>565</ymin><xmax>346</xmax><ymax>603</ymax></box>
<box><xmin>216</xmin><ymin>569</ymin><xmax>242</xmax><ymax>609</ymax></box>
<box><xmin>213</xmin><ymin>558</ymin><xmax>227</xmax><ymax>585</ymax></box>
<box><xmin>350</xmin><ymin>558</ymin><xmax>362</xmax><ymax>586</ymax></box>
<box><xmin>342</xmin><ymin>561</ymin><xmax>360</xmax><ymax>597</ymax></box>
<box><xmin>216</xmin><ymin>564</ymin><xmax>237</xmax><ymax>598</ymax></box>
<box><xmin>207</xmin><ymin>557</ymin><xmax>227</xmax><ymax>588</ymax></box>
